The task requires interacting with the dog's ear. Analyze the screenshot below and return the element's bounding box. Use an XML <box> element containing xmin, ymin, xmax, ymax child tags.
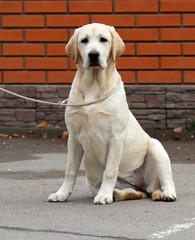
<box><xmin>110</xmin><ymin>27</ymin><xmax>125</xmax><ymax>62</ymax></box>
<box><xmin>65</xmin><ymin>28</ymin><xmax>79</xmax><ymax>64</ymax></box>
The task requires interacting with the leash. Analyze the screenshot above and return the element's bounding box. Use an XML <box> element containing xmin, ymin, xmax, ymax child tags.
<box><xmin>0</xmin><ymin>80</ymin><xmax>122</xmax><ymax>108</ymax></box>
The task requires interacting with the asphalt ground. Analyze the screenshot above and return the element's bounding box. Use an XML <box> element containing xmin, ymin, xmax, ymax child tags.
<box><xmin>0</xmin><ymin>129</ymin><xmax>195</xmax><ymax>240</ymax></box>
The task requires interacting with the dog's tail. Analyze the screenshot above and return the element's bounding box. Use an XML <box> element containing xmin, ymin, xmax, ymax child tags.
<box><xmin>114</xmin><ymin>177</ymin><xmax>148</xmax><ymax>202</ymax></box>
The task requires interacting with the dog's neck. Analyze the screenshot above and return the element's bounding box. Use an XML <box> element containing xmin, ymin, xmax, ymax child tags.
<box><xmin>70</xmin><ymin>61</ymin><xmax>121</xmax><ymax>103</ymax></box>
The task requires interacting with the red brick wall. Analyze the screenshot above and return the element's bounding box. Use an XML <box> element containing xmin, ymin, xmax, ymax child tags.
<box><xmin>1</xmin><ymin>0</ymin><xmax>195</xmax><ymax>85</ymax></box>
<box><xmin>0</xmin><ymin>0</ymin><xmax>195</xmax><ymax>129</ymax></box>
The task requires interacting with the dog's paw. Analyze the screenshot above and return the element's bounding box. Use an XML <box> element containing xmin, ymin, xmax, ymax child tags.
<box><xmin>94</xmin><ymin>194</ymin><xmax>113</xmax><ymax>205</ymax></box>
<box><xmin>48</xmin><ymin>191</ymin><xmax>69</xmax><ymax>202</ymax></box>
<box><xmin>161</xmin><ymin>189</ymin><xmax>177</xmax><ymax>202</ymax></box>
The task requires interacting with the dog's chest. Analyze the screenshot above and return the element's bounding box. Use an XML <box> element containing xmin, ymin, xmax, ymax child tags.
<box><xmin>66</xmin><ymin>106</ymin><xmax>112</xmax><ymax>138</ymax></box>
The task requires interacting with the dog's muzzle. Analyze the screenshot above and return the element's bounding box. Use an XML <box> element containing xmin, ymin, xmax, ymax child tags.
<box><xmin>88</xmin><ymin>51</ymin><xmax>100</xmax><ymax>67</ymax></box>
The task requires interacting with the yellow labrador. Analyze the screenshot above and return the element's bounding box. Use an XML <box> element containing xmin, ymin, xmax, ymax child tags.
<box><xmin>48</xmin><ymin>23</ymin><xmax>176</xmax><ymax>204</ymax></box>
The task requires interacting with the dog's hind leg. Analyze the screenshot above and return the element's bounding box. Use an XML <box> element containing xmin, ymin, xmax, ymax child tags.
<box><xmin>145</xmin><ymin>138</ymin><xmax>177</xmax><ymax>202</ymax></box>
<box><xmin>113</xmin><ymin>188</ymin><xmax>148</xmax><ymax>202</ymax></box>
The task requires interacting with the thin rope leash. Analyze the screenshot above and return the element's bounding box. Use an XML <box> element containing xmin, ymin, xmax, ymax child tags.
<box><xmin>0</xmin><ymin>81</ymin><xmax>122</xmax><ymax>108</ymax></box>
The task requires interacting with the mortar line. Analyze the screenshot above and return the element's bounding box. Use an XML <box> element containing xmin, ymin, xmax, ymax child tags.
<box><xmin>67</xmin><ymin>0</ymin><xmax>69</xmax><ymax>14</ymax></box>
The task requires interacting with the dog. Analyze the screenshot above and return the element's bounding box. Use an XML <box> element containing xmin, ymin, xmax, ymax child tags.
<box><xmin>48</xmin><ymin>23</ymin><xmax>176</xmax><ymax>204</ymax></box>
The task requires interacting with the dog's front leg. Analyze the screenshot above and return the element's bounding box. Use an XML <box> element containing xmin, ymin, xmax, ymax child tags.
<box><xmin>94</xmin><ymin>137</ymin><xmax>123</xmax><ymax>205</ymax></box>
<box><xmin>48</xmin><ymin>135</ymin><xmax>83</xmax><ymax>202</ymax></box>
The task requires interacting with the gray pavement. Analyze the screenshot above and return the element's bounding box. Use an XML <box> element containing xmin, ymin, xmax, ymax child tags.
<box><xmin>0</xmin><ymin>133</ymin><xmax>195</xmax><ymax>240</ymax></box>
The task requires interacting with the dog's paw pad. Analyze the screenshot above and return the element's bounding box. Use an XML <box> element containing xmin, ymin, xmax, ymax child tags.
<box><xmin>94</xmin><ymin>194</ymin><xmax>113</xmax><ymax>205</ymax></box>
<box><xmin>161</xmin><ymin>190</ymin><xmax>177</xmax><ymax>202</ymax></box>
<box><xmin>48</xmin><ymin>192</ymin><xmax>68</xmax><ymax>202</ymax></box>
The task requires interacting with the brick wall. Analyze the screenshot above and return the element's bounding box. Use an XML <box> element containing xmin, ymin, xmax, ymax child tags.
<box><xmin>0</xmin><ymin>0</ymin><xmax>195</xmax><ymax>129</ymax></box>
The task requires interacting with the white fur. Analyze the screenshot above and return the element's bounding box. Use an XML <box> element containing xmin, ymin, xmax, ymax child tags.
<box><xmin>48</xmin><ymin>23</ymin><xmax>176</xmax><ymax>204</ymax></box>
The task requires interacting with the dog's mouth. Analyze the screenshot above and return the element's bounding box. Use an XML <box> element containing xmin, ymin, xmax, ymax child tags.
<box><xmin>89</xmin><ymin>61</ymin><xmax>101</xmax><ymax>67</ymax></box>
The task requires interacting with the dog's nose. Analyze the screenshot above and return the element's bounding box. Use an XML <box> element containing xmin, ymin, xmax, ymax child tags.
<box><xmin>88</xmin><ymin>51</ymin><xmax>100</xmax><ymax>61</ymax></box>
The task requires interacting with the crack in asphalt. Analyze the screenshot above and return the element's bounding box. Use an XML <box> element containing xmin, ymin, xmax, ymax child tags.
<box><xmin>0</xmin><ymin>226</ymin><xmax>143</xmax><ymax>240</ymax></box>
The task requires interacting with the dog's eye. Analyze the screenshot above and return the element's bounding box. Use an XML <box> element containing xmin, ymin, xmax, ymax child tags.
<box><xmin>100</xmin><ymin>37</ymin><xmax>108</xmax><ymax>43</ymax></box>
<box><xmin>81</xmin><ymin>38</ymin><xmax>88</xmax><ymax>44</ymax></box>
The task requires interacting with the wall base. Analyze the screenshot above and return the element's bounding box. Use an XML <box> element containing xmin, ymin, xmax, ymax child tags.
<box><xmin>0</xmin><ymin>84</ymin><xmax>195</xmax><ymax>129</ymax></box>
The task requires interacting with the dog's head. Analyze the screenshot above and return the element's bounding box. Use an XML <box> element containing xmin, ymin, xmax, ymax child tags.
<box><xmin>65</xmin><ymin>23</ymin><xmax>125</xmax><ymax>69</ymax></box>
